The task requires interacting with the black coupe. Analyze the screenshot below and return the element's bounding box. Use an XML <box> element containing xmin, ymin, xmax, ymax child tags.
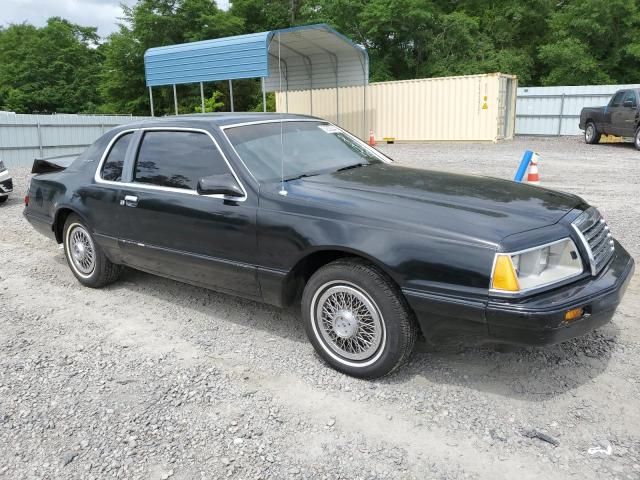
<box><xmin>24</xmin><ymin>114</ymin><xmax>634</xmax><ymax>378</ymax></box>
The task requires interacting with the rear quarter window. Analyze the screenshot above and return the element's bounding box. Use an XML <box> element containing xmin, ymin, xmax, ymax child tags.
<box><xmin>101</xmin><ymin>132</ymin><xmax>133</xmax><ymax>181</ymax></box>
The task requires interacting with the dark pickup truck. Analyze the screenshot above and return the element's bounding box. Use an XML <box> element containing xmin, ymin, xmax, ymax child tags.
<box><xmin>579</xmin><ymin>88</ymin><xmax>640</xmax><ymax>149</ymax></box>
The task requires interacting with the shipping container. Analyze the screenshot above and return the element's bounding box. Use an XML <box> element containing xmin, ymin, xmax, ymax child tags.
<box><xmin>276</xmin><ymin>73</ymin><xmax>517</xmax><ymax>142</ymax></box>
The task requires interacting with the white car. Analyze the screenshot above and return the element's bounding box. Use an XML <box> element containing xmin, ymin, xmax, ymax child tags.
<box><xmin>0</xmin><ymin>160</ymin><xmax>13</xmax><ymax>203</ymax></box>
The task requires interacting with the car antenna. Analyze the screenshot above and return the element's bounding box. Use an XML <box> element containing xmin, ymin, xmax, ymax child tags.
<box><xmin>277</xmin><ymin>31</ymin><xmax>287</xmax><ymax>197</ymax></box>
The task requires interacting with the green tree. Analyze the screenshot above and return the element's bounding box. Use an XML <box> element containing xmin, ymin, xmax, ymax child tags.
<box><xmin>5</xmin><ymin>0</ymin><xmax>640</xmax><ymax>114</ymax></box>
<box><xmin>193</xmin><ymin>90</ymin><xmax>225</xmax><ymax>112</ymax></box>
<box><xmin>538</xmin><ymin>0</ymin><xmax>640</xmax><ymax>85</ymax></box>
<box><xmin>231</xmin><ymin>0</ymin><xmax>302</xmax><ymax>32</ymax></box>
<box><xmin>0</xmin><ymin>18</ymin><xmax>101</xmax><ymax>113</ymax></box>
<box><xmin>98</xmin><ymin>27</ymin><xmax>148</xmax><ymax>114</ymax></box>
<box><xmin>99</xmin><ymin>0</ymin><xmax>244</xmax><ymax>115</ymax></box>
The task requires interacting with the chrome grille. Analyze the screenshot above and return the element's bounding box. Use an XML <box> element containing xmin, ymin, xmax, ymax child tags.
<box><xmin>572</xmin><ymin>208</ymin><xmax>615</xmax><ymax>275</ymax></box>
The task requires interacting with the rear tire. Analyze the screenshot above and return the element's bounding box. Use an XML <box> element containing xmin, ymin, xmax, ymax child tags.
<box><xmin>584</xmin><ymin>121</ymin><xmax>601</xmax><ymax>144</ymax></box>
<box><xmin>0</xmin><ymin>196</ymin><xmax>7</xmax><ymax>203</ymax></box>
<box><xmin>301</xmin><ymin>258</ymin><xmax>418</xmax><ymax>378</ymax></box>
<box><xmin>63</xmin><ymin>214</ymin><xmax>122</xmax><ymax>288</ymax></box>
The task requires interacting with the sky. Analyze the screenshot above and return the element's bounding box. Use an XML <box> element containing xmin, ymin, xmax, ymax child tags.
<box><xmin>1</xmin><ymin>0</ymin><xmax>230</xmax><ymax>38</ymax></box>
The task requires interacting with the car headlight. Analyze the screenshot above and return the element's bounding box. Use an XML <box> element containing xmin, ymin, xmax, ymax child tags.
<box><xmin>491</xmin><ymin>238</ymin><xmax>583</xmax><ymax>293</ymax></box>
<box><xmin>0</xmin><ymin>160</ymin><xmax>6</xmax><ymax>173</ymax></box>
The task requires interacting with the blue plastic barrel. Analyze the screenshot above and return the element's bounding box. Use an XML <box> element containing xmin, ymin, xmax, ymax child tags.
<box><xmin>514</xmin><ymin>150</ymin><xmax>533</xmax><ymax>182</ymax></box>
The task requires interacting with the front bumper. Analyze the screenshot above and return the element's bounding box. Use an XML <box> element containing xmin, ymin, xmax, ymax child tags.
<box><xmin>404</xmin><ymin>240</ymin><xmax>634</xmax><ymax>346</ymax></box>
<box><xmin>0</xmin><ymin>170</ymin><xmax>12</xmax><ymax>195</ymax></box>
<box><xmin>486</xmin><ymin>240</ymin><xmax>634</xmax><ymax>345</ymax></box>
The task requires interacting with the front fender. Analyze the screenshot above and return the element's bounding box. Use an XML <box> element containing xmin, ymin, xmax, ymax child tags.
<box><xmin>257</xmin><ymin>206</ymin><xmax>496</xmax><ymax>301</ymax></box>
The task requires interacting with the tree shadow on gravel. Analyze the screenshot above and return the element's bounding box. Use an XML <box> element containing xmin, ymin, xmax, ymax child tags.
<box><xmin>385</xmin><ymin>323</ymin><xmax>620</xmax><ymax>400</ymax></box>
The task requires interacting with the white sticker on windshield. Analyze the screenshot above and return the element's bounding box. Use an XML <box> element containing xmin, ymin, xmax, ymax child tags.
<box><xmin>318</xmin><ymin>124</ymin><xmax>342</xmax><ymax>134</ymax></box>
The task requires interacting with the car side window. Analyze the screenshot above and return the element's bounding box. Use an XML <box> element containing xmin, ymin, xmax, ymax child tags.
<box><xmin>134</xmin><ymin>131</ymin><xmax>230</xmax><ymax>190</ymax></box>
<box><xmin>610</xmin><ymin>91</ymin><xmax>625</xmax><ymax>107</ymax></box>
<box><xmin>101</xmin><ymin>132</ymin><xmax>133</xmax><ymax>181</ymax></box>
<box><xmin>623</xmin><ymin>90</ymin><xmax>637</xmax><ymax>107</ymax></box>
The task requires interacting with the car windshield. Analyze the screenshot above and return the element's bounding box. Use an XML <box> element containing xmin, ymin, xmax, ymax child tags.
<box><xmin>224</xmin><ymin>121</ymin><xmax>385</xmax><ymax>182</ymax></box>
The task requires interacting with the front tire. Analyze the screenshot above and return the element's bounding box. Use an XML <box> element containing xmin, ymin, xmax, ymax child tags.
<box><xmin>584</xmin><ymin>121</ymin><xmax>601</xmax><ymax>144</ymax></box>
<box><xmin>63</xmin><ymin>214</ymin><xmax>122</xmax><ymax>288</ymax></box>
<box><xmin>634</xmin><ymin>128</ymin><xmax>640</xmax><ymax>151</ymax></box>
<box><xmin>0</xmin><ymin>196</ymin><xmax>7</xmax><ymax>204</ymax></box>
<box><xmin>302</xmin><ymin>259</ymin><xmax>418</xmax><ymax>378</ymax></box>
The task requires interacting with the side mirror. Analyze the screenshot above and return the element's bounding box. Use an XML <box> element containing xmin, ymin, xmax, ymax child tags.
<box><xmin>623</xmin><ymin>100</ymin><xmax>636</xmax><ymax>108</ymax></box>
<box><xmin>197</xmin><ymin>173</ymin><xmax>244</xmax><ymax>198</ymax></box>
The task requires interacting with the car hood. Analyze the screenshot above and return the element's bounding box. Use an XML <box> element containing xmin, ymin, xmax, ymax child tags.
<box><xmin>281</xmin><ymin>163</ymin><xmax>582</xmax><ymax>245</ymax></box>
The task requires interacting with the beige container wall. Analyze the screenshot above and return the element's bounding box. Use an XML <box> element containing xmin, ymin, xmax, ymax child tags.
<box><xmin>276</xmin><ymin>73</ymin><xmax>517</xmax><ymax>142</ymax></box>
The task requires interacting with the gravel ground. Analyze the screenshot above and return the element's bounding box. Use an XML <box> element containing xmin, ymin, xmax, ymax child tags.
<box><xmin>1</xmin><ymin>136</ymin><xmax>639</xmax><ymax>480</ymax></box>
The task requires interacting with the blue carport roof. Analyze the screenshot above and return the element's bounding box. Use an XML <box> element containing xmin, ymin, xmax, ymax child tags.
<box><xmin>144</xmin><ymin>24</ymin><xmax>368</xmax><ymax>91</ymax></box>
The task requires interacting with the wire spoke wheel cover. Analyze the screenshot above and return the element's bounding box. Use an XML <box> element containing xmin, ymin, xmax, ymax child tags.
<box><xmin>312</xmin><ymin>281</ymin><xmax>385</xmax><ymax>364</ymax></box>
<box><xmin>67</xmin><ymin>224</ymin><xmax>96</xmax><ymax>276</ymax></box>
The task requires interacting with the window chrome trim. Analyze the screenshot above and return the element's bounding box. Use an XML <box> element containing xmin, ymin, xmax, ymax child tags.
<box><xmin>219</xmin><ymin>119</ymin><xmax>392</xmax><ymax>183</ymax></box>
<box><xmin>94</xmin><ymin>127</ymin><xmax>248</xmax><ymax>202</ymax></box>
<box><xmin>489</xmin><ymin>237</ymin><xmax>585</xmax><ymax>297</ymax></box>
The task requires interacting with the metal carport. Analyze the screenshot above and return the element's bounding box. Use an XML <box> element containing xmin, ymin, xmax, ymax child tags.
<box><xmin>144</xmin><ymin>24</ymin><xmax>369</xmax><ymax>128</ymax></box>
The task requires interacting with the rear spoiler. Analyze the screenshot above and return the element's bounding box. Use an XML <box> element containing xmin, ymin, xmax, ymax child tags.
<box><xmin>31</xmin><ymin>154</ymin><xmax>79</xmax><ymax>174</ymax></box>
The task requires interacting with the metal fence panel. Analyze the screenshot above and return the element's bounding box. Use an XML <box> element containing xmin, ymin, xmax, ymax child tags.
<box><xmin>515</xmin><ymin>84</ymin><xmax>640</xmax><ymax>136</ymax></box>
<box><xmin>0</xmin><ymin>112</ymin><xmax>152</xmax><ymax>168</ymax></box>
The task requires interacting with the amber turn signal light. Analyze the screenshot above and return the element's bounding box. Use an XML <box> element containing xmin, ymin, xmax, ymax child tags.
<box><xmin>491</xmin><ymin>255</ymin><xmax>520</xmax><ymax>292</ymax></box>
<box><xmin>564</xmin><ymin>307</ymin><xmax>584</xmax><ymax>321</ymax></box>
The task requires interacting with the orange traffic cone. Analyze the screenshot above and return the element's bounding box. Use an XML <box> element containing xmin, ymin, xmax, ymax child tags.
<box><xmin>527</xmin><ymin>153</ymin><xmax>540</xmax><ymax>185</ymax></box>
<box><xmin>368</xmin><ymin>128</ymin><xmax>376</xmax><ymax>146</ymax></box>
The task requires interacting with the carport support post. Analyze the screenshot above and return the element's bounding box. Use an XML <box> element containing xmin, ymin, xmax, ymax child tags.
<box><xmin>363</xmin><ymin>84</ymin><xmax>367</xmax><ymax>140</ymax></box>
<box><xmin>200</xmin><ymin>82</ymin><xmax>205</xmax><ymax>113</ymax></box>
<box><xmin>335</xmin><ymin>80</ymin><xmax>339</xmax><ymax>124</ymax></box>
<box><xmin>173</xmin><ymin>84</ymin><xmax>178</xmax><ymax>115</ymax></box>
<box><xmin>261</xmin><ymin>77</ymin><xmax>267</xmax><ymax>112</ymax></box>
<box><xmin>229</xmin><ymin>80</ymin><xmax>234</xmax><ymax>112</ymax></box>
<box><xmin>148</xmin><ymin>87</ymin><xmax>154</xmax><ymax>117</ymax></box>
<box><xmin>309</xmin><ymin>65</ymin><xmax>313</xmax><ymax>115</ymax></box>
<box><xmin>335</xmin><ymin>60</ymin><xmax>339</xmax><ymax>124</ymax></box>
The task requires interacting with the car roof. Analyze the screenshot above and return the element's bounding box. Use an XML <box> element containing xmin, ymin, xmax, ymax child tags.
<box><xmin>117</xmin><ymin>112</ymin><xmax>321</xmax><ymax>131</ymax></box>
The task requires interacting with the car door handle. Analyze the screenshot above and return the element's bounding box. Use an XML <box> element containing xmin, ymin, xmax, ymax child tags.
<box><xmin>121</xmin><ymin>195</ymin><xmax>138</xmax><ymax>207</ymax></box>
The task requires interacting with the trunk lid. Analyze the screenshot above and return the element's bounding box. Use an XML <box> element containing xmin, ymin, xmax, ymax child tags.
<box><xmin>31</xmin><ymin>154</ymin><xmax>79</xmax><ymax>175</ymax></box>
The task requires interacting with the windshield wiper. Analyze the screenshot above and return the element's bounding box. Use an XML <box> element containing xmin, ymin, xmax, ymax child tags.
<box><xmin>283</xmin><ymin>172</ymin><xmax>321</xmax><ymax>182</ymax></box>
<box><xmin>335</xmin><ymin>162</ymin><xmax>369</xmax><ymax>172</ymax></box>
